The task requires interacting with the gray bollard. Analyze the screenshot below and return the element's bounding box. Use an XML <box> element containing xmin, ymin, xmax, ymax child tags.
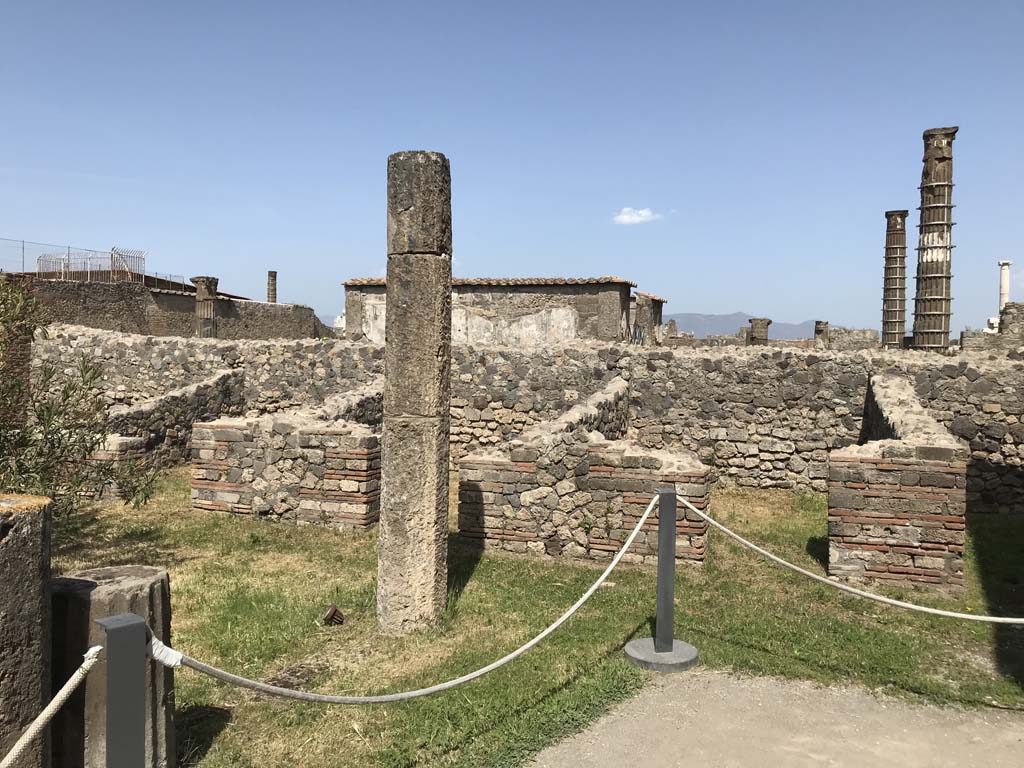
<box><xmin>96</xmin><ymin>614</ymin><xmax>146</xmax><ymax>768</ymax></box>
<box><xmin>624</xmin><ymin>488</ymin><xmax>700</xmax><ymax>672</ymax></box>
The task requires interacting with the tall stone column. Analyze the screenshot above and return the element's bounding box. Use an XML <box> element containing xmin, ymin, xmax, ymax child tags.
<box><xmin>881</xmin><ymin>210</ymin><xmax>909</xmax><ymax>349</ymax></box>
<box><xmin>190</xmin><ymin>276</ymin><xmax>219</xmax><ymax>338</ymax></box>
<box><xmin>377</xmin><ymin>151</ymin><xmax>452</xmax><ymax>634</ymax></box>
<box><xmin>999</xmin><ymin>260</ymin><xmax>1012</xmax><ymax>312</ymax></box>
<box><xmin>267</xmin><ymin>270</ymin><xmax>277</xmax><ymax>304</ymax></box>
<box><xmin>911</xmin><ymin>127</ymin><xmax>958</xmax><ymax>351</ymax></box>
<box><xmin>748</xmin><ymin>317</ymin><xmax>771</xmax><ymax>345</ymax></box>
<box><xmin>0</xmin><ymin>495</ymin><xmax>52</xmax><ymax>768</ymax></box>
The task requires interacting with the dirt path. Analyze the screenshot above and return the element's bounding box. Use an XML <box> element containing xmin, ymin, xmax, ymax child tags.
<box><xmin>530</xmin><ymin>669</ymin><xmax>1024</xmax><ymax>767</ymax></box>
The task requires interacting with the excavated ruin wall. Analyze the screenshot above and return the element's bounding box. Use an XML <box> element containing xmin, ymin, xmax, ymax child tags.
<box><xmin>33</xmin><ymin>327</ymin><xmax>1024</xmax><ymax>510</ymax></box>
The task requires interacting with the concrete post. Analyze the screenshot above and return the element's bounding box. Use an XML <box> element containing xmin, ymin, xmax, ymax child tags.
<box><xmin>748</xmin><ymin>317</ymin><xmax>771</xmax><ymax>345</ymax></box>
<box><xmin>0</xmin><ymin>495</ymin><xmax>52</xmax><ymax>768</ymax></box>
<box><xmin>998</xmin><ymin>261</ymin><xmax>1012</xmax><ymax>312</ymax></box>
<box><xmin>267</xmin><ymin>270</ymin><xmax>277</xmax><ymax>304</ymax></box>
<box><xmin>882</xmin><ymin>210</ymin><xmax>909</xmax><ymax>349</ymax></box>
<box><xmin>814</xmin><ymin>320</ymin><xmax>830</xmax><ymax>350</ymax></box>
<box><xmin>51</xmin><ymin>567</ymin><xmax>174</xmax><ymax>768</ymax></box>
<box><xmin>911</xmin><ymin>127</ymin><xmax>958</xmax><ymax>351</ymax></box>
<box><xmin>190</xmin><ymin>276</ymin><xmax>219</xmax><ymax>339</ymax></box>
<box><xmin>377</xmin><ymin>151</ymin><xmax>452</xmax><ymax>634</ymax></box>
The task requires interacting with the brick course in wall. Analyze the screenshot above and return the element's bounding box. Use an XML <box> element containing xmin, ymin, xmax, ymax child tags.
<box><xmin>458</xmin><ymin>378</ymin><xmax>710</xmax><ymax>563</ymax></box>
<box><xmin>190</xmin><ymin>386</ymin><xmax>383</xmax><ymax>528</ymax></box>
<box><xmin>828</xmin><ymin>374</ymin><xmax>969</xmax><ymax>590</ymax></box>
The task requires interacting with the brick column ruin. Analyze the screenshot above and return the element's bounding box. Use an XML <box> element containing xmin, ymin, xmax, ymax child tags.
<box><xmin>882</xmin><ymin>210</ymin><xmax>909</xmax><ymax>349</ymax></box>
<box><xmin>377</xmin><ymin>151</ymin><xmax>452</xmax><ymax>634</ymax></box>
<box><xmin>747</xmin><ymin>317</ymin><xmax>771</xmax><ymax>345</ymax></box>
<box><xmin>999</xmin><ymin>260</ymin><xmax>1012</xmax><ymax>312</ymax></box>
<box><xmin>190</xmin><ymin>276</ymin><xmax>219</xmax><ymax>338</ymax></box>
<box><xmin>267</xmin><ymin>270</ymin><xmax>277</xmax><ymax>304</ymax></box>
<box><xmin>0</xmin><ymin>495</ymin><xmax>52</xmax><ymax>768</ymax></box>
<box><xmin>911</xmin><ymin>127</ymin><xmax>958</xmax><ymax>351</ymax></box>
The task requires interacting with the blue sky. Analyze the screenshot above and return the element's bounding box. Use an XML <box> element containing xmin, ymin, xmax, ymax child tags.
<box><xmin>1</xmin><ymin>1</ymin><xmax>1021</xmax><ymax>331</ymax></box>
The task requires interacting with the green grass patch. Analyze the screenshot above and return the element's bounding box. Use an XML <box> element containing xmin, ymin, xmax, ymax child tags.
<box><xmin>55</xmin><ymin>470</ymin><xmax>1024</xmax><ymax>767</ymax></box>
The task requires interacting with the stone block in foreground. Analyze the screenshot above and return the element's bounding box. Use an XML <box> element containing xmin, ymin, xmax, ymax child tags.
<box><xmin>0</xmin><ymin>495</ymin><xmax>52</xmax><ymax>768</ymax></box>
<box><xmin>51</xmin><ymin>566</ymin><xmax>174</xmax><ymax>768</ymax></box>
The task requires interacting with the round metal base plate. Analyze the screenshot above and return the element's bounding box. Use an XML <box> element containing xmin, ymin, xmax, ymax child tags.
<box><xmin>624</xmin><ymin>637</ymin><xmax>700</xmax><ymax>673</ymax></box>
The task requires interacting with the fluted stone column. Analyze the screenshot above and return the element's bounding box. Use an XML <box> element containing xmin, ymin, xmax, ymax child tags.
<box><xmin>0</xmin><ymin>495</ymin><xmax>52</xmax><ymax>768</ymax></box>
<box><xmin>748</xmin><ymin>317</ymin><xmax>771</xmax><ymax>345</ymax></box>
<box><xmin>190</xmin><ymin>276</ymin><xmax>219</xmax><ymax>338</ymax></box>
<box><xmin>882</xmin><ymin>210</ymin><xmax>909</xmax><ymax>349</ymax></box>
<box><xmin>999</xmin><ymin>261</ymin><xmax>1012</xmax><ymax>312</ymax></box>
<box><xmin>911</xmin><ymin>127</ymin><xmax>958</xmax><ymax>351</ymax></box>
<box><xmin>267</xmin><ymin>270</ymin><xmax>277</xmax><ymax>304</ymax></box>
<box><xmin>377</xmin><ymin>151</ymin><xmax>452</xmax><ymax>634</ymax></box>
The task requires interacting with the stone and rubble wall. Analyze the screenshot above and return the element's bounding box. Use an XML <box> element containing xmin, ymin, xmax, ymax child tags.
<box><xmin>828</xmin><ymin>374</ymin><xmax>968</xmax><ymax>590</ymax></box>
<box><xmin>104</xmin><ymin>369</ymin><xmax>246</xmax><ymax>464</ymax></box>
<box><xmin>34</xmin><ymin>327</ymin><xmax>1024</xmax><ymax>511</ymax></box>
<box><xmin>34</xmin><ymin>325</ymin><xmax>384</xmax><ymax>411</ymax></box>
<box><xmin>190</xmin><ymin>385</ymin><xmax>383</xmax><ymax>527</ymax></box>
<box><xmin>960</xmin><ymin>302</ymin><xmax>1024</xmax><ymax>356</ymax></box>
<box><xmin>21</xmin><ymin>278</ymin><xmax>329</xmax><ymax>339</ymax></box>
<box><xmin>828</xmin><ymin>327</ymin><xmax>881</xmax><ymax>352</ymax></box>
<box><xmin>458</xmin><ymin>378</ymin><xmax>710</xmax><ymax>563</ymax></box>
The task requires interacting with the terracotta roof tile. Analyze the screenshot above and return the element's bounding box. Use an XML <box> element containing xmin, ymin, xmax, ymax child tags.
<box><xmin>343</xmin><ymin>275</ymin><xmax>637</xmax><ymax>288</ymax></box>
<box><xmin>635</xmin><ymin>291</ymin><xmax>668</xmax><ymax>303</ymax></box>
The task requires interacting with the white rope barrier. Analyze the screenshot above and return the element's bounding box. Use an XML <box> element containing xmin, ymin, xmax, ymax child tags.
<box><xmin>148</xmin><ymin>494</ymin><xmax>661</xmax><ymax>704</ymax></box>
<box><xmin>0</xmin><ymin>646</ymin><xmax>103</xmax><ymax>768</ymax></box>
<box><xmin>678</xmin><ymin>497</ymin><xmax>1024</xmax><ymax>625</ymax></box>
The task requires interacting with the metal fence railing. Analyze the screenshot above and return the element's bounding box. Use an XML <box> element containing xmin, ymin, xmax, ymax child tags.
<box><xmin>0</xmin><ymin>238</ymin><xmax>146</xmax><ymax>283</ymax></box>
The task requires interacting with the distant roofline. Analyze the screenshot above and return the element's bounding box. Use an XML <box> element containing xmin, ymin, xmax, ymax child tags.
<box><xmin>634</xmin><ymin>291</ymin><xmax>668</xmax><ymax>304</ymax></box>
<box><xmin>343</xmin><ymin>275</ymin><xmax>637</xmax><ymax>288</ymax></box>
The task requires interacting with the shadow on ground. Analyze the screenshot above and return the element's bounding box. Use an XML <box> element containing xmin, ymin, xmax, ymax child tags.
<box><xmin>966</xmin><ymin>458</ymin><xmax>1024</xmax><ymax>688</ymax></box>
<box><xmin>175</xmin><ymin>705</ymin><xmax>232</xmax><ymax>767</ymax></box>
<box><xmin>805</xmin><ymin>535</ymin><xmax>828</xmax><ymax>569</ymax></box>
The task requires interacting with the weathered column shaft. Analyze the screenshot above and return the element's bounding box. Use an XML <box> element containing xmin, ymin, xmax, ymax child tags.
<box><xmin>267</xmin><ymin>270</ymin><xmax>277</xmax><ymax>304</ymax></box>
<box><xmin>377</xmin><ymin>151</ymin><xmax>452</xmax><ymax>634</ymax></box>
<box><xmin>0</xmin><ymin>495</ymin><xmax>52</xmax><ymax>768</ymax></box>
<box><xmin>814</xmin><ymin>320</ymin><xmax>830</xmax><ymax>350</ymax></box>
<box><xmin>51</xmin><ymin>566</ymin><xmax>175</xmax><ymax>768</ymax></box>
<box><xmin>748</xmin><ymin>317</ymin><xmax>771</xmax><ymax>345</ymax></box>
<box><xmin>999</xmin><ymin>261</ymin><xmax>1012</xmax><ymax>312</ymax></box>
<box><xmin>911</xmin><ymin>127</ymin><xmax>958</xmax><ymax>350</ymax></box>
<box><xmin>882</xmin><ymin>210</ymin><xmax>909</xmax><ymax>349</ymax></box>
<box><xmin>190</xmin><ymin>276</ymin><xmax>219</xmax><ymax>338</ymax></box>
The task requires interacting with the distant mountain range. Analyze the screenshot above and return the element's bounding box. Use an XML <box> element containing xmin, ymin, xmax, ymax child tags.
<box><xmin>664</xmin><ymin>312</ymin><xmax>816</xmax><ymax>339</ymax></box>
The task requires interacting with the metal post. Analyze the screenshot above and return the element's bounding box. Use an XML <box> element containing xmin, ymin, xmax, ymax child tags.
<box><xmin>655</xmin><ymin>488</ymin><xmax>676</xmax><ymax>652</ymax></box>
<box><xmin>96</xmin><ymin>613</ymin><xmax>146</xmax><ymax>768</ymax></box>
<box><xmin>624</xmin><ymin>486</ymin><xmax>699</xmax><ymax>673</ymax></box>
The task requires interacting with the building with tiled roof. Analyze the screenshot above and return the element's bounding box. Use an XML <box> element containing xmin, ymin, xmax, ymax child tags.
<box><xmin>343</xmin><ymin>276</ymin><xmax>639</xmax><ymax>345</ymax></box>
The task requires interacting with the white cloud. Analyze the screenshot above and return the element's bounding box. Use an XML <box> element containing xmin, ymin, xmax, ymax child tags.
<box><xmin>612</xmin><ymin>207</ymin><xmax>663</xmax><ymax>225</ymax></box>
